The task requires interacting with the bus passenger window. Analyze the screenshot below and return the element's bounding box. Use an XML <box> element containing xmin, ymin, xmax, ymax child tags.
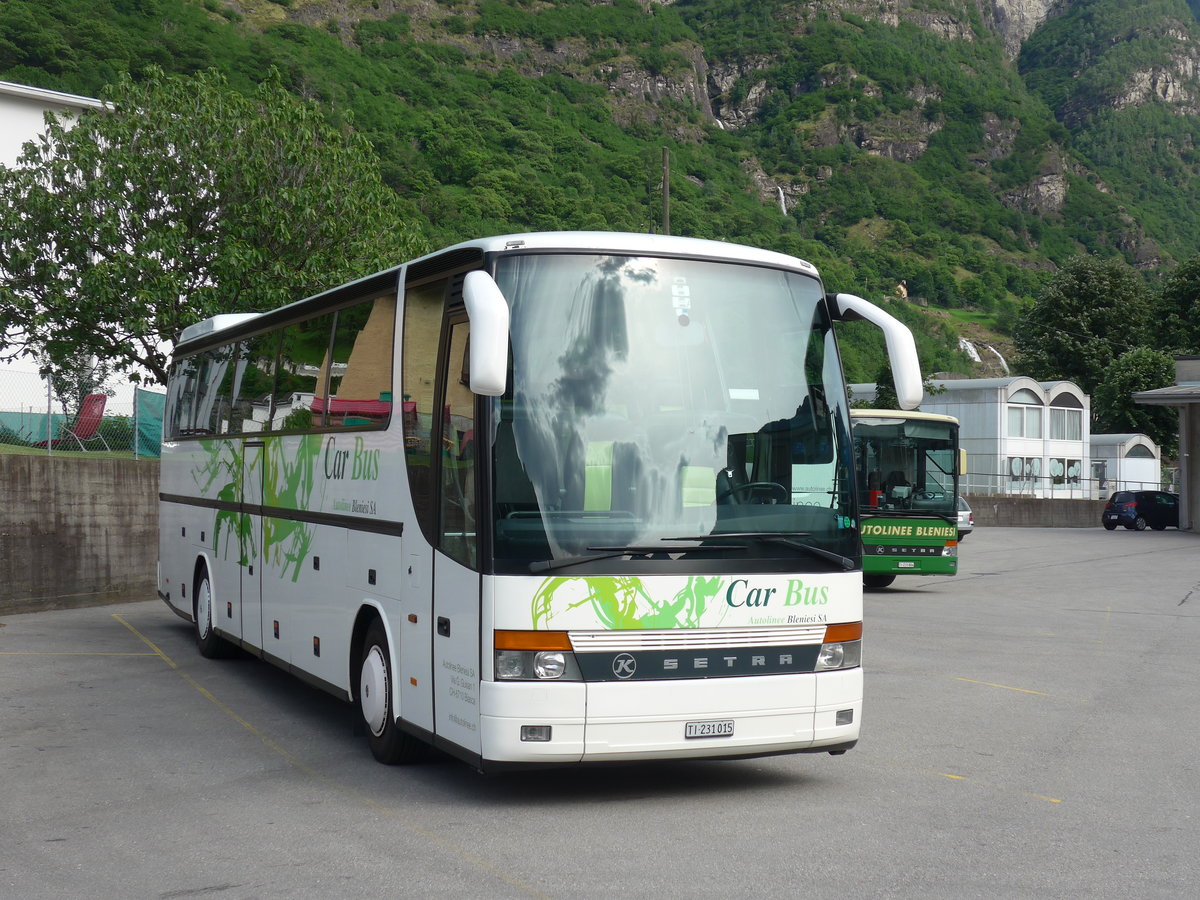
<box><xmin>324</xmin><ymin>293</ymin><xmax>396</xmax><ymax>429</ymax></box>
<box><xmin>276</xmin><ymin>313</ymin><xmax>335</xmax><ymax>431</ymax></box>
<box><xmin>228</xmin><ymin>332</ymin><xmax>280</xmax><ymax>434</ymax></box>
<box><xmin>440</xmin><ymin>320</ymin><xmax>476</xmax><ymax>568</ymax></box>
<box><xmin>403</xmin><ymin>277</ymin><xmax>449</xmax><ymax>543</ymax></box>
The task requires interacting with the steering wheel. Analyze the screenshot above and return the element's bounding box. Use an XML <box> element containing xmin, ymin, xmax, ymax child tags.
<box><xmin>717</xmin><ymin>481</ymin><xmax>790</xmax><ymax>505</ymax></box>
<box><xmin>915</xmin><ymin>490</ymin><xmax>944</xmax><ymax>501</ymax></box>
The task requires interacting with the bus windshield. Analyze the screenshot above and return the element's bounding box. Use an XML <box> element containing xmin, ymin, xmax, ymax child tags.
<box><xmin>852</xmin><ymin>415</ymin><xmax>958</xmax><ymax>518</ymax></box>
<box><xmin>489</xmin><ymin>252</ymin><xmax>856</xmax><ymax>572</ymax></box>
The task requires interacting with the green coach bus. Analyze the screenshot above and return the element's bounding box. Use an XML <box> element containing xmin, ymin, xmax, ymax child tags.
<box><xmin>851</xmin><ymin>409</ymin><xmax>964</xmax><ymax>590</ymax></box>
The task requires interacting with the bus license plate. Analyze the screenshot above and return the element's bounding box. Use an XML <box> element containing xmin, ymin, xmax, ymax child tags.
<box><xmin>685</xmin><ymin>720</ymin><xmax>734</xmax><ymax>739</ymax></box>
<box><xmin>898</xmin><ymin>561</ymin><xmax>916</xmax><ymax>568</ymax></box>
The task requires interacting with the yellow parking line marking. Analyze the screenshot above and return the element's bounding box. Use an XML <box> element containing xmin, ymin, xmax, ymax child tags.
<box><xmin>937</xmin><ymin>770</ymin><xmax>1060</xmax><ymax>802</ymax></box>
<box><xmin>0</xmin><ymin>651</ymin><xmax>159</xmax><ymax>656</ymax></box>
<box><xmin>933</xmin><ymin>770</ymin><xmax>1062</xmax><ymax>803</ymax></box>
<box><xmin>111</xmin><ymin>615</ymin><xmax>550</xmax><ymax>900</ymax></box>
<box><xmin>953</xmin><ymin>677</ymin><xmax>1054</xmax><ymax>696</ymax></box>
<box><xmin>864</xmin><ymin>755</ymin><xmax>1063</xmax><ymax>804</ymax></box>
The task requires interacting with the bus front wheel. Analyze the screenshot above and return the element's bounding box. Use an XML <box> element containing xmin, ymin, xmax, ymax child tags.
<box><xmin>863</xmin><ymin>574</ymin><xmax>896</xmax><ymax>590</ymax></box>
<box><xmin>194</xmin><ymin>569</ymin><xmax>237</xmax><ymax>659</ymax></box>
<box><xmin>358</xmin><ymin>619</ymin><xmax>426</xmax><ymax>765</ymax></box>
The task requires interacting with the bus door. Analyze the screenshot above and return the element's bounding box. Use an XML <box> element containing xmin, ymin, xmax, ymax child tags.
<box><xmin>431</xmin><ymin>315</ymin><xmax>483</xmax><ymax>755</ymax></box>
<box><xmin>241</xmin><ymin>440</ymin><xmax>264</xmax><ymax>649</ymax></box>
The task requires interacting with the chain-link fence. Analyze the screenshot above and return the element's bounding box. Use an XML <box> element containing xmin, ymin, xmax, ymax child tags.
<box><xmin>961</xmin><ymin>468</ymin><xmax>1178</xmax><ymax>500</ymax></box>
<box><xmin>0</xmin><ymin>366</ymin><xmax>165</xmax><ymax>457</ymax></box>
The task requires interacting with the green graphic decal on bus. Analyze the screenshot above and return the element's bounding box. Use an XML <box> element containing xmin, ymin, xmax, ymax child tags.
<box><xmin>532</xmin><ymin>576</ymin><xmax>724</xmax><ymax>630</ymax></box>
<box><xmin>261</xmin><ymin>435</ymin><xmax>324</xmax><ymax>582</ymax></box>
<box><xmin>529</xmin><ymin>574</ymin><xmax>842</xmax><ymax>630</ymax></box>
<box><xmin>193</xmin><ymin>436</ymin><xmax>325</xmax><ymax>583</ymax></box>
<box><xmin>195</xmin><ymin>439</ymin><xmax>251</xmax><ymax>567</ymax></box>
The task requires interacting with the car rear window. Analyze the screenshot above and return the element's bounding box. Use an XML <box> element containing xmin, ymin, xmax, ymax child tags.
<box><xmin>1110</xmin><ymin>492</ymin><xmax>1133</xmax><ymax>503</ymax></box>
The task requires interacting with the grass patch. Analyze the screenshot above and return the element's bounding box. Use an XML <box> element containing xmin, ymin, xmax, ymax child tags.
<box><xmin>0</xmin><ymin>442</ymin><xmax>138</xmax><ymax>460</ymax></box>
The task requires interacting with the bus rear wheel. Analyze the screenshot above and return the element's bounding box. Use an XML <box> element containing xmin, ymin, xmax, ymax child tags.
<box><xmin>358</xmin><ymin>618</ymin><xmax>427</xmax><ymax>765</ymax></box>
<box><xmin>194</xmin><ymin>569</ymin><xmax>237</xmax><ymax>659</ymax></box>
<box><xmin>863</xmin><ymin>574</ymin><xmax>896</xmax><ymax>590</ymax></box>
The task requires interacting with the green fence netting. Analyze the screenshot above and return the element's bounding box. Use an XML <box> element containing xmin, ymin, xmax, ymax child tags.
<box><xmin>135</xmin><ymin>388</ymin><xmax>165</xmax><ymax>458</ymax></box>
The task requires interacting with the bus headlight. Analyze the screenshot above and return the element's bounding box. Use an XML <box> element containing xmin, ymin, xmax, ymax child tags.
<box><xmin>494</xmin><ymin>631</ymin><xmax>581</xmax><ymax>681</ymax></box>
<box><xmin>495</xmin><ymin>650</ymin><xmax>528</xmax><ymax>680</ymax></box>
<box><xmin>816</xmin><ymin>623</ymin><xmax>863</xmax><ymax>671</ymax></box>
<box><xmin>533</xmin><ymin>651</ymin><xmax>567</xmax><ymax>679</ymax></box>
<box><xmin>815</xmin><ymin>640</ymin><xmax>862</xmax><ymax>670</ymax></box>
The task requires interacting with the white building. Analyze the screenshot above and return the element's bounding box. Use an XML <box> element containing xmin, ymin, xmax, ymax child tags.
<box><xmin>852</xmin><ymin>377</ymin><xmax>1094</xmax><ymax>498</ymax></box>
<box><xmin>1</xmin><ymin>81</ymin><xmax>113</xmax><ymax>416</ymax></box>
<box><xmin>0</xmin><ymin>80</ymin><xmax>105</xmax><ymax>166</ymax></box>
<box><xmin>1089</xmin><ymin>434</ymin><xmax>1163</xmax><ymax>495</ymax></box>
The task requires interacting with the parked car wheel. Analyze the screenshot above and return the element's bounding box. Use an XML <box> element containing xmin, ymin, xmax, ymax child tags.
<box><xmin>1103</xmin><ymin>522</ymin><xmax>1117</xmax><ymax>531</ymax></box>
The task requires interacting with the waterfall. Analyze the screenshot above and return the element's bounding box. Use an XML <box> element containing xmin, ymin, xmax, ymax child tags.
<box><xmin>777</xmin><ymin>186</ymin><xmax>786</xmax><ymax>216</ymax></box>
<box><xmin>958</xmin><ymin>337</ymin><xmax>981</xmax><ymax>363</ymax></box>
<box><xmin>985</xmin><ymin>344</ymin><xmax>1010</xmax><ymax>374</ymax></box>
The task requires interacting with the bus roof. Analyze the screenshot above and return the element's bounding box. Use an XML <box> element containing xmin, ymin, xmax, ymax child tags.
<box><xmin>850</xmin><ymin>408</ymin><xmax>959</xmax><ymax>426</ymax></box>
<box><xmin>173</xmin><ymin>231</ymin><xmax>824</xmax><ymax>356</ymax></box>
<box><xmin>425</xmin><ymin>231</ymin><xmax>820</xmax><ymax>275</ymax></box>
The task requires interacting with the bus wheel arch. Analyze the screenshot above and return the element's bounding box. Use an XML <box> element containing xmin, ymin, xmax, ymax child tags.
<box><xmin>193</xmin><ymin>558</ymin><xmax>236</xmax><ymax>659</ymax></box>
<box><xmin>353</xmin><ymin>610</ymin><xmax>427</xmax><ymax>764</ymax></box>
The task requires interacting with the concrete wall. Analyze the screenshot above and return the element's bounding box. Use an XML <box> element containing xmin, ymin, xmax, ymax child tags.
<box><xmin>0</xmin><ymin>456</ymin><xmax>1122</xmax><ymax>616</ymax></box>
<box><xmin>0</xmin><ymin>455</ymin><xmax>158</xmax><ymax>615</ymax></box>
<box><xmin>965</xmin><ymin>495</ymin><xmax>1108</xmax><ymax>528</ymax></box>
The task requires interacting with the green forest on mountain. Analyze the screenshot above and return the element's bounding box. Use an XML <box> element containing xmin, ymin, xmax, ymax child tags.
<box><xmin>5</xmin><ymin>0</ymin><xmax>1200</xmax><ymax>395</ymax></box>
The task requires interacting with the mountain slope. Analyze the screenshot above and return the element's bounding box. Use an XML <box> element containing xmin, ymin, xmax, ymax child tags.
<box><xmin>4</xmin><ymin>0</ymin><xmax>1200</xmax><ymax>382</ymax></box>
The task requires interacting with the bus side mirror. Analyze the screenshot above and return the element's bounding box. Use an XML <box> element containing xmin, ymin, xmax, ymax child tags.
<box><xmin>463</xmin><ymin>271</ymin><xmax>510</xmax><ymax>397</ymax></box>
<box><xmin>959</xmin><ymin>448</ymin><xmax>968</xmax><ymax>476</ymax></box>
<box><xmin>827</xmin><ymin>292</ymin><xmax>923</xmax><ymax>410</ymax></box>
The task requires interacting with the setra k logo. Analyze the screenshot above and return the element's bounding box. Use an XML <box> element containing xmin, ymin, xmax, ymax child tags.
<box><xmin>612</xmin><ymin>653</ymin><xmax>637</xmax><ymax>679</ymax></box>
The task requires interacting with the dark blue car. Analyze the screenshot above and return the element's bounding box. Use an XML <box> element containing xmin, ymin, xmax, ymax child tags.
<box><xmin>1102</xmin><ymin>490</ymin><xmax>1179</xmax><ymax>531</ymax></box>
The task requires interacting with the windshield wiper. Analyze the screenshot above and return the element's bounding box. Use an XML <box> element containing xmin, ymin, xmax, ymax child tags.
<box><xmin>528</xmin><ymin>542</ymin><xmax>745</xmax><ymax>574</ymax></box>
<box><xmin>668</xmin><ymin>532</ymin><xmax>853</xmax><ymax>571</ymax></box>
<box><xmin>529</xmin><ymin>551</ymin><xmax>631</xmax><ymax>573</ymax></box>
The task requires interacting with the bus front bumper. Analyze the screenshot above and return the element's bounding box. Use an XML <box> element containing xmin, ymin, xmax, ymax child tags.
<box><xmin>477</xmin><ymin>668</ymin><xmax>862</xmax><ymax>764</ymax></box>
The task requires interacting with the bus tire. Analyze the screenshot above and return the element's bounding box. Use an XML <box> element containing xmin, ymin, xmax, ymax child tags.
<box><xmin>863</xmin><ymin>574</ymin><xmax>896</xmax><ymax>590</ymax></box>
<box><xmin>358</xmin><ymin>618</ymin><xmax>426</xmax><ymax>765</ymax></box>
<box><xmin>194</xmin><ymin>568</ymin><xmax>237</xmax><ymax>659</ymax></box>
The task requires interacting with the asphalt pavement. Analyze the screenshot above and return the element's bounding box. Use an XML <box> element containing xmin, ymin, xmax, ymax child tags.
<box><xmin>2</xmin><ymin>525</ymin><xmax>1197</xmax><ymax>898</ymax></box>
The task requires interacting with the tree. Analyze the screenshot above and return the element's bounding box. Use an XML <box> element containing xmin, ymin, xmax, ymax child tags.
<box><xmin>42</xmin><ymin>350</ymin><xmax>115</xmax><ymax>425</ymax></box>
<box><xmin>1092</xmin><ymin>347</ymin><xmax>1178</xmax><ymax>457</ymax></box>
<box><xmin>1012</xmin><ymin>255</ymin><xmax>1151</xmax><ymax>394</ymax></box>
<box><xmin>1156</xmin><ymin>254</ymin><xmax>1200</xmax><ymax>354</ymax></box>
<box><xmin>0</xmin><ymin>67</ymin><xmax>427</xmax><ymax>385</ymax></box>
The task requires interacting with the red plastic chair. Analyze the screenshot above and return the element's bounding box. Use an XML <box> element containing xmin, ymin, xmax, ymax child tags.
<box><xmin>68</xmin><ymin>394</ymin><xmax>111</xmax><ymax>451</ymax></box>
<box><xmin>34</xmin><ymin>393</ymin><xmax>111</xmax><ymax>451</ymax></box>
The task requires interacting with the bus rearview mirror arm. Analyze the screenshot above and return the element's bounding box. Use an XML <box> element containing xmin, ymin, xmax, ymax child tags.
<box><xmin>827</xmin><ymin>292</ymin><xmax>923</xmax><ymax>410</ymax></box>
<box><xmin>463</xmin><ymin>271</ymin><xmax>511</xmax><ymax>396</ymax></box>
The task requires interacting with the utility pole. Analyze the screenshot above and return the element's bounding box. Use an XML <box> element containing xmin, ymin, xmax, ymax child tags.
<box><xmin>661</xmin><ymin>147</ymin><xmax>670</xmax><ymax>236</ymax></box>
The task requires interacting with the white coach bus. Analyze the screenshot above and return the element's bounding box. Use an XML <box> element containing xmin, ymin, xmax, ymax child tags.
<box><xmin>158</xmin><ymin>232</ymin><xmax>921</xmax><ymax>770</ymax></box>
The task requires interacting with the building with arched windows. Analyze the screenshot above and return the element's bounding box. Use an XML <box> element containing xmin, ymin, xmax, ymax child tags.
<box><xmin>852</xmin><ymin>377</ymin><xmax>1161</xmax><ymax>500</ymax></box>
<box><xmin>1089</xmin><ymin>434</ymin><xmax>1164</xmax><ymax>495</ymax></box>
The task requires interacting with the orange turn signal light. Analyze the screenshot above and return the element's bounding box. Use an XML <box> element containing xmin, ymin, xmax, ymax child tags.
<box><xmin>823</xmin><ymin>622</ymin><xmax>863</xmax><ymax>643</ymax></box>
<box><xmin>494</xmin><ymin>630</ymin><xmax>573</xmax><ymax>651</ymax></box>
